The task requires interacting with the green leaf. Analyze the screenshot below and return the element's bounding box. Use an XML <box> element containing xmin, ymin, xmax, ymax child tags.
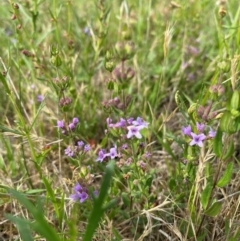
<box><xmin>25</xmin><ymin>189</ymin><xmax>45</xmax><ymax>194</ymax></box>
<box><xmin>223</xmin><ymin>140</ymin><xmax>234</xmax><ymax>160</ymax></box>
<box><xmin>107</xmin><ymin>80</ymin><xmax>114</xmax><ymax>90</ymax></box>
<box><xmin>100</xmin><ymin>136</ymin><xmax>108</xmax><ymax>147</ymax></box>
<box><xmin>168</xmin><ymin>178</ymin><xmax>176</xmax><ymax>191</ymax></box>
<box><xmin>112</xmin><ymin>227</ymin><xmax>122</xmax><ymax>241</ymax></box>
<box><xmin>0</xmin><ymin>124</ymin><xmax>24</xmax><ymax>135</ymax></box>
<box><xmin>0</xmin><ymin>71</ymin><xmax>11</xmax><ymax>94</ymax></box>
<box><xmin>200</xmin><ymin>183</ymin><xmax>213</xmax><ymax>210</ymax></box>
<box><xmin>29</xmin><ymin>100</ymin><xmax>46</xmax><ymax>132</ymax></box>
<box><xmin>213</xmin><ymin>128</ymin><xmax>223</xmax><ymax>157</ymax></box>
<box><xmin>121</xmin><ymin>192</ymin><xmax>130</xmax><ymax>206</ymax></box>
<box><xmin>42</xmin><ymin>177</ymin><xmax>62</xmax><ymax>223</ymax></box>
<box><xmin>5</xmin><ymin>215</ymin><xmax>34</xmax><ymax>241</ymax></box>
<box><xmin>83</xmin><ymin>160</ymin><xmax>115</xmax><ymax>241</ymax></box>
<box><xmin>6</xmin><ymin>189</ymin><xmax>62</xmax><ymax>241</ymax></box>
<box><xmin>102</xmin><ymin>198</ymin><xmax>118</xmax><ymax>211</ymax></box>
<box><xmin>145</xmin><ymin>175</ymin><xmax>153</xmax><ymax>189</ymax></box>
<box><xmin>205</xmin><ymin>201</ymin><xmax>222</xmax><ymax>217</ymax></box>
<box><xmin>217</xmin><ymin>162</ymin><xmax>233</xmax><ymax>188</ymax></box>
<box><xmin>220</xmin><ymin>111</ymin><xmax>238</xmax><ymax>134</ymax></box>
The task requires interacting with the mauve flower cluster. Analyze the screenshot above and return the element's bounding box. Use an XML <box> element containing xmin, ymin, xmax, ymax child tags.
<box><xmin>96</xmin><ymin>146</ymin><xmax>119</xmax><ymax>162</ymax></box>
<box><xmin>64</xmin><ymin>140</ymin><xmax>91</xmax><ymax>157</ymax></box>
<box><xmin>57</xmin><ymin>117</ymin><xmax>79</xmax><ymax>134</ymax></box>
<box><xmin>70</xmin><ymin>183</ymin><xmax>88</xmax><ymax>203</ymax></box>
<box><xmin>182</xmin><ymin>122</ymin><xmax>216</xmax><ymax>147</ymax></box>
<box><xmin>107</xmin><ymin>117</ymin><xmax>149</xmax><ymax>139</ymax></box>
<box><xmin>96</xmin><ymin>143</ymin><xmax>151</xmax><ymax>164</ymax></box>
<box><xmin>70</xmin><ymin>182</ymin><xmax>98</xmax><ymax>203</ymax></box>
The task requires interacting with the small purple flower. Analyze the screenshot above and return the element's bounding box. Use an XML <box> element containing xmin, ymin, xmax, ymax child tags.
<box><xmin>96</xmin><ymin>149</ymin><xmax>106</xmax><ymax>162</ymax></box>
<box><xmin>209</xmin><ymin>128</ymin><xmax>216</xmax><ymax>138</ymax></box>
<box><xmin>113</xmin><ymin>97</ymin><xmax>120</xmax><ymax>104</ymax></box>
<box><xmin>126</xmin><ymin>157</ymin><xmax>132</xmax><ymax>166</ymax></box>
<box><xmin>132</xmin><ymin>117</ymin><xmax>149</xmax><ymax>129</ymax></box>
<box><xmin>121</xmin><ymin>143</ymin><xmax>128</xmax><ymax>150</ymax></box>
<box><xmin>127</xmin><ymin>117</ymin><xmax>134</xmax><ymax>125</ymax></box>
<box><xmin>83</xmin><ymin>27</ymin><xmax>91</xmax><ymax>36</ymax></box>
<box><xmin>115</xmin><ymin>118</ymin><xmax>127</xmax><ymax>128</ymax></box>
<box><xmin>65</xmin><ymin>146</ymin><xmax>74</xmax><ymax>157</ymax></box>
<box><xmin>72</xmin><ymin>117</ymin><xmax>79</xmax><ymax>125</ymax></box>
<box><xmin>68</xmin><ymin>122</ymin><xmax>76</xmax><ymax>130</ymax></box>
<box><xmin>77</xmin><ymin>141</ymin><xmax>84</xmax><ymax>147</ymax></box>
<box><xmin>37</xmin><ymin>95</ymin><xmax>44</xmax><ymax>102</ymax></box>
<box><xmin>196</xmin><ymin>122</ymin><xmax>205</xmax><ymax>133</ymax></box>
<box><xmin>105</xmin><ymin>146</ymin><xmax>118</xmax><ymax>159</ymax></box>
<box><xmin>190</xmin><ymin>133</ymin><xmax>206</xmax><ymax>147</ymax></box>
<box><xmin>127</xmin><ymin>125</ymin><xmax>142</xmax><ymax>139</ymax></box>
<box><xmin>79</xmin><ymin>191</ymin><xmax>88</xmax><ymax>203</ymax></box>
<box><xmin>73</xmin><ymin>183</ymin><xmax>84</xmax><ymax>192</ymax></box>
<box><xmin>70</xmin><ymin>183</ymin><xmax>88</xmax><ymax>203</ymax></box>
<box><xmin>106</xmin><ymin>118</ymin><xmax>114</xmax><ymax>128</ymax></box>
<box><xmin>57</xmin><ymin>120</ymin><xmax>65</xmax><ymax>129</ymax></box>
<box><xmin>182</xmin><ymin>125</ymin><xmax>192</xmax><ymax>136</ymax></box>
<box><xmin>84</xmin><ymin>144</ymin><xmax>91</xmax><ymax>152</ymax></box>
<box><xmin>138</xmin><ymin>160</ymin><xmax>146</xmax><ymax>169</ymax></box>
<box><xmin>144</xmin><ymin>152</ymin><xmax>151</xmax><ymax>159</ymax></box>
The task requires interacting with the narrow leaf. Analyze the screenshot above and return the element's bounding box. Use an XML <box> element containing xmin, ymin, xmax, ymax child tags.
<box><xmin>217</xmin><ymin>162</ymin><xmax>234</xmax><ymax>188</ymax></box>
<box><xmin>83</xmin><ymin>160</ymin><xmax>115</xmax><ymax>241</ymax></box>
<box><xmin>7</xmin><ymin>189</ymin><xmax>62</xmax><ymax>241</ymax></box>
<box><xmin>29</xmin><ymin>101</ymin><xmax>46</xmax><ymax>131</ymax></box>
<box><xmin>223</xmin><ymin>140</ymin><xmax>234</xmax><ymax>160</ymax></box>
<box><xmin>200</xmin><ymin>183</ymin><xmax>212</xmax><ymax>210</ymax></box>
<box><xmin>213</xmin><ymin>128</ymin><xmax>222</xmax><ymax>157</ymax></box>
<box><xmin>205</xmin><ymin>201</ymin><xmax>222</xmax><ymax>217</ymax></box>
<box><xmin>5</xmin><ymin>215</ymin><xmax>34</xmax><ymax>241</ymax></box>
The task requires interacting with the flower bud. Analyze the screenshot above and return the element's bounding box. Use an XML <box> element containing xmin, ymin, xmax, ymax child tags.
<box><xmin>219</xmin><ymin>6</ymin><xmax>227</xmax><ymax>18</ymax></box>
<box><xmin>209</xmin><ymin>111</ymin><xmax>218</xmax><ymax>120</ymax></box>
<box><xmin>113</xmin><ymin>97</ymin><xmax>120</xmax><ymax>105</ymax></box>
<box><xmin>121</xmin><ymin>28</ymin><xmax>131</xmax><ymax>40</ymax></box>
<box><xmin>197</xmin><ymin>105</ymin><xmax>205</xmax><ymax>118</ymax></box>
<box><xmin>209</xmin><ymin>84</ymin><xmax>218</xmax><ymax>94</ymax></box>
<box><xmin>21</xmin><ymin>49</ymin><xmax>34</xmax><ymax>57</ymax></box>
<box><xmin>104</xmin><ymin>61</ymin><xmax>115</xmax><ymax>72</ymax></box>
<box><xmin>59</xmin><ymin>97</ymin><xmax>72</xmax><ymax>107</ymax></box>
<box><xmin>51</xmin><ymin>55</ymin><xmax>62</xmax><ymax>67</ymax></box>
<box><xmin>113</xmin><ymin>67</ymin><xmax>125</xmax><ymax>82</ymax></box>
<box><xmin>202</xmin><ymin>104</ymin><xmax>212</xmax><ymax>121</ymax></box>
<box><xmin>126</xmin><ymin>67</ymin><xmax>135</xmax><ymax>80</ymax></box>
<box><xmin>11</xmin><ymin>14</ymin><xmax>16</xmax><ymax>20</ymax></box>
<box><xmin>105</xmin><ymin>50</ymin><xmax>113</xmax><ymax>61</ymax></box>
<box><xmin>117</xmin><ymin>103</ymin><xmax>124</xmax><ymax>110</ymax></box>
<box><xmin>124</xmin><ymin>41</ymin><xmax>135</xmax><ymax>59</ymax></box>
<box><xmin>50</xmin><ymin>45</ymin><xmax>59</xmax><ymax>56</ymax></box>
<box><xmin>209</xmin><ymin>84</ymin><xmax>225</xmax><ymax>96</ymax></box>
<box><xmin>13</xmin><ymin>3</ymin><xmax>19</xmax><ymax>9</ymax></box>
<box><xmin>217</xmin><ymin>84</ymin><xmax>225</xmax><ymax>96</ymax></box>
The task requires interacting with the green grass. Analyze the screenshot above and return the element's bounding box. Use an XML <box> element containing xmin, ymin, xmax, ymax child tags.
<box><xmin>0</xmin><ymin>0</ymin><xmax>240</xmax><ymax>240</ymax></box>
